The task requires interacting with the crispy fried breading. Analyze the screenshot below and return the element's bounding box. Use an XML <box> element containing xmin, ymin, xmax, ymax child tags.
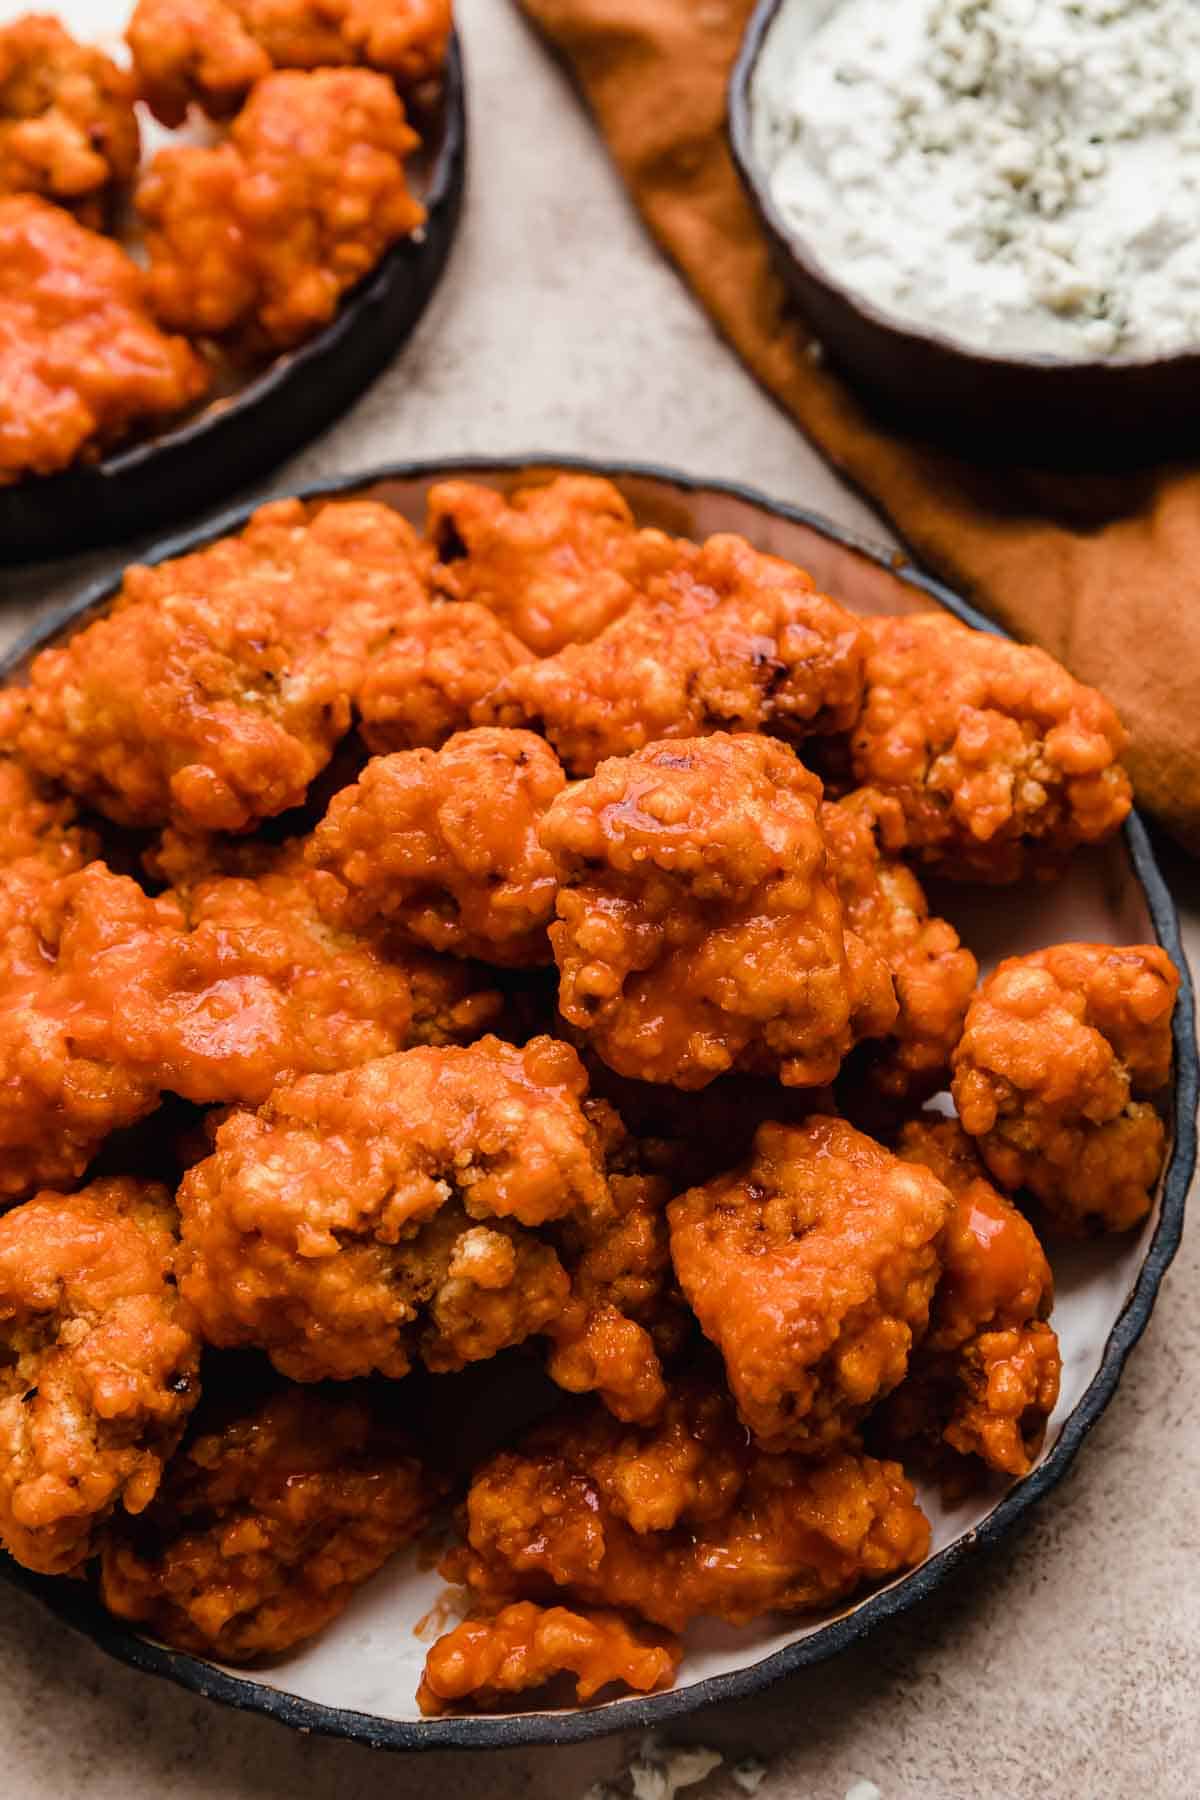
<box><xmin>823</xmin><ymin>796</ymin><xmax>978</xmax><ymax>1109</ymax></box>
<box><xmin>0</xmin><ymin>14</ymin><xmax>138</xmax><ymax>223</ymax></box>
<box><xmin>175</xmin><ymin>1037</ymin><xmax>613</xmax><ymax>1381</ymax></box>
<box><xmin>952</xmin><ymin>943</ymin><xmax>1178</xmax><ymax>1232</ymax></box>
<box><xmin>0</xmin><ymin>844</ymin><xmax>495</xmax><ymax>1199</ymax></box>
<box><xmin>357</xmin><ymin>602</ymin><xmax>534</xmax><ymax>755</ymax></box>
<box><xmin>128</xmin><ymin>0</ymin><xmax>268</xmax><ymax>126</ymax></box>
<box><xmin>479</xmin><ymin>534</ymin><xmax>867</xmax><ymax>774</ymax></box>
<box><xmin>0</xmin><ymin>755</ymin><xmax>95</xmax><ymax>873</ymax></box>
<box><xmin>128</xmin><ymin>0</ymin><xmax>450</xmax><ymax>126</ymax></box>
<box><xmin>3</xmin><ymin>498</ymin><xmax>429</xmax><ymax>831</ymax></box>
<box><xmin>846</xmin><ymin>614</ymin><xmax>1132</xmax><ymax>881</ymax></box>
<box><xmin>0</xmin><ymin>1178</ymin><xmax>200</xmax><ymax>1574</ymax></box>
<box><xmin>545</xmin><ymin>1118</ymin><xmax>676</xmax><ymax>1424</ymax></box>
<box><xmin>444</xmin><ymin>1384</ymin><xmax>931</xmax><ymax>1632</ymax></box>
<box><xmin>881</xmin><ymin>1117</ymin><xmax>1060</xmax><ymax>1475</ymax></box>
<box><xmin>418</xmin><ymin>1601</ymin><xmax>681</xmax><ymax>1714</ymax></box>
<box><xmin>541</xmin><ymin>734</ymin><xmax>896</xmax><ymax>1088</ymax></box>
<box><xmin>138</xmin><ymin>69</ymin><xmax>424</xmax><ymax>348</ymax></box>
<box><xmin>101</xmin><ymin>1387</ymin><xmax>443</xmax><ymax>1659</ymax></box>
<box><xmin>0</xmin><ymin>862</ymin><xmax>167</xmax><ymax>1198</ymax></box>
<box><xmin>427</xmin><ymin>475</ymin><xmax>685</xmax><ymax>656</ymax></box>
<box><xmin>668</xmin><ymin>1118</ymin><xmax>948</xmax><ymax>1454</ymax></box>
<box><xmin>307</xmin><ymin>729</ymin><xmax>564</xmax><ymax>965</ymax></box>
<box><xmin>0</xmin><ymin>195</ymin><xmax>208</xmax><ymax>484</ymax></box>
<box><xmin>101</xmin><ymin>844</ymin><xmax>499</xmax><ymax>1102</ymax></box>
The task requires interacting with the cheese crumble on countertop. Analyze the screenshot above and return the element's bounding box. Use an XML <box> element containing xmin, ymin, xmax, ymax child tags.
<box><xmin>752</xmin><ymin>0</ymin><xmax>1200</xmax><ymax>359</ymax></box>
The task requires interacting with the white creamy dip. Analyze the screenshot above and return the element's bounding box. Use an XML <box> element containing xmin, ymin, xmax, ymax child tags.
<box><xmin>752</xmin><ymin>0</ymin><xmax>1200</xmax><ymax>359</ymax></box>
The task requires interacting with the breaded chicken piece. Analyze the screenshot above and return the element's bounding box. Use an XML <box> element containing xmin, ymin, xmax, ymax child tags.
<box><xmin>427</xmin><ymin>475</ymin><xmax>686</xmax><ymax>656</ymax></box>
<box><xmin>884</xmin><ymin>1117</ymin><xmax>1060</xmax><ymax>1476</ymax></box>
<box><xmin>175</xmin><ymin>1037</ymin><xmax>615</xmax><ymax>1382</ymax></box>
<box><xmin>101</xmin><ymin>1386</ymin><xmax>443</xmax><ymax>1659</ymax></box>
<box><xmin>128</xmin><ymin>0</ymin><xmax>450</xmax><ymax>127</ymax></box>
<box><xmin>0</xmin><ymin>755</ymin><xmax>95</xmax><ymax>872</ymax></box>
<box><xmin>0</xmin><ymin>1179</ymin><xmax>200</xmax><ymax>1575</ymax></box>
<box><xmin>0</xmin><ymin>15</ymin><xmax>138</xmax><ymax>224</ymax></box>
<box><xmin>2</xmin><ymin>497</ymin><xmax>429</xmax><ymax>832</ymax></box>
<box><xmin>0</xmin><ymin>196</ymin><xmax>208</xmax><ymax>485</ymax></box>
<box><xmin>357</xmin><ymin>602</ymin><xmax>534</xmax><ymax>755</ymax></box>
<box><xmin>951</xmin><ymin>943</ymin><xmax>1178</xmax><ymax>1232</ymax></box>
<box><xmin>668</xmin><ymin>1118</ymin><xmax>948</xmax><ymax>1454</ymax></box>
<box><xmin>545</xmin><ymin>1114</ymin><xmax>677</xmax><ymax>1424</ymax></box>
<box><xmin>540</xmin><ymin>734</ymin><xmax>896</xmax><ymax>1089</ymax></box>
<box><xmin>102</xmin><ymin>844</ymin><xmax>500</xmax><ymax>1103</ymax></box>
<box><xmin>137</xmin><ymin>69</ymin><xmax>425</xmax><ymax>349</ymax></box>
<box><xmin>823</xmin><ymin>796</ymin><xmax>978</xmax><ymax>1110</ymax></box>
<box><xmin>479</xmin><ymin>533</ymin><xmax>867</xmax><ymax>774</ymax></box>
<box><xmin>846</xmin><ymin>613</ymin><xmax>1132</xmax><ymax>881</ymax></box>
<box><xmin>307</xmin><ymin>729</ymin><xmax>564</xmax><ymax>966</ymax></box>
<box><xmin>0</xmin><ymin>843</ymin><xmax>495</xmax><ymax>1199</ymax></box>
<box><xmin>0</xmin><ymin>862</ymin><xmax>166</xmax><ymax>1198</ymax></box>
<box><xmin>418</xmin><ymin>1601</ymin><xmax>681</xmax><ymax>1714</ymax></box>
<box><xmin>443</xmin><ymin>1384</ymin><xmax>931</xmax><ymax>1632</ymax></box>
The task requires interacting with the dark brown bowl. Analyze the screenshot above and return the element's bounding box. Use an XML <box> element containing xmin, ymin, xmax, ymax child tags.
<box><xmin>729</xmin><ymin>0</ymin><xmax>1200</xmax><ymax>468</ymax></box>
<box><xmin>0</xmin><ymin>37</ymin><xmax>467</xmax><ymax>565</ymax></box>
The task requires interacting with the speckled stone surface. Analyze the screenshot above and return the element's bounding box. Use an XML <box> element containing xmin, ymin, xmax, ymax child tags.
<box><xmin>1</xmin><ymin>1</ymin><xmax>1197</xmax><ymax>1795</ymax></box>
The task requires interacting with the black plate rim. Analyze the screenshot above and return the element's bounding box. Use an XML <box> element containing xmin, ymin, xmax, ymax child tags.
<box><xmin>0</xmin><ymin>38</ymin><xmax>467</xmax><ymax>563</ymax></box>
<box><xmin>0</xmin><ymin>454</ymin><xmax>1194</xmax><ymax>1754</ymax></box>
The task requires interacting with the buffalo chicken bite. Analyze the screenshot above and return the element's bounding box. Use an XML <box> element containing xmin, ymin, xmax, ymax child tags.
<box><xmin>176</xmin><ymin>1037</ymin><xmax>622</xmax><ymax>1383</ymax></box>
<box><xmin>882</xmin><ymin>1116</ymin><xmax>1061</xmax><ymax>1476</ymax></box>
<box><xmin>847</xmin><ymin>613</ymin><xmax>1132</xmax><ymax>881</ymax></box>
<box><xmin>137</xmin><ymin>69</ymin><xmax>425</xmax><ymax>350</ymax></box>
<box><xmin>357</xmin><ymin>602</ymin><xmax>534</xmax><ymax>754</ymax></box>
<box><xmin>668</xmin><ymin>1117</ymin><xmax>948</xmax><ymax>1454</ymax></box>
<box><xmin>101</xmin><ymin>843</ymin><xmax>499</xmax><ymax>1102</ymax></box>
<box><xmin>0</xmin><ymin>755</ymin><xmax>95</xmax><ymax>873</ymax></box>
<box><xmin>0</xmin><ymin>862</ymin><xmax>167</xmax><ymax>1198</ymax></box>
<box><xmin>307</xmin><ymin>728</ymin><xmax>564</xmax><ymax>965</ymax></box>
<box><xmin>2</xmin><ymin>497</ymin><xmax>429</xmax><ymax>832</ymax></box>
<box><xmin>479</xmin><ymin>533</ymin><xmax>867</xmax><ymax>773</ymax></box>
<box><xmin>0</xmin><ymin>195</ymin><xmax>209</xmax><ymax>485</ymax></box>
<box><xmin>541</xmin><ymin>733</ymin><xmax>896</xmax><ymax>1089</ymax></box>
<box><xmin>101</xmin><ymin>1386</ymin><xmax>443</xmax><ymax>1660</ymax></box>
<box><xmin>128</xmin><ymin>0</ymin><xmax>450</xmax><ymax>126</ymax></box>
<box><xmin>543</xmin><ymin>1124</ymin><xmax>677</xmax><ymax>1425</ymax></box>
<box><xmin>952</xmin><ymin>942</ymin><xmax>1178</xmax><ymax>1232</ymax></box>
<box><xmin>418</xmin><ymin>1601</ymin><xmax>681</xmax><ymax>1713</ymax></box>
<box><xmin>0</xmin><ymin>1178</ymin><xmax>200</xmax><ymax>1575</ymax></box>
<box><xmin>0</xmin><ymin>14</ymin><xmax>138</xmax><ymax>224</ymax></box>
<box><xmin>0</xmin><ymin>843</ymin><xmax>496</xmax><ymax>1200</ymax></box>
<box><xmin>822</xmin><ymin>796</ymin><xmax>978</xmax><ymax>1110</ymax></box>
<box><xmin>443</xmin><ymin>1384</ymin><xmax>931</xmax><ymax>1632</ymax></box>
<box><xmin>427</xmin><ymin>474</ymin><xmax>685</xmax><ymax>655</ymax></box>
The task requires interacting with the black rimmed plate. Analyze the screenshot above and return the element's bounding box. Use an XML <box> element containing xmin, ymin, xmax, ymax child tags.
<box><xmin>0</xmin><ymin>458</ymin><xmax>1194</xmax><ymax>1750</ymax></box>
<box><xmin>0</xmin><ymin>33</ymin><xmax>465</xmax><ymax>565</ymax></box>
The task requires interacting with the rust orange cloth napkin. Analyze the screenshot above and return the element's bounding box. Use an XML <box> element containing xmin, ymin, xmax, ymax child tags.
<box><xmin>518</xmin><ymin>0</ymin><xmax>1200</xmax><ymax>853</ymax></box>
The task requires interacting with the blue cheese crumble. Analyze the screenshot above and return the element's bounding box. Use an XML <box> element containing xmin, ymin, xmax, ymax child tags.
<box><xmin>752</xmin><ymin>0</ymin><xmax>1200</xmax><ymax>358</ymax></box>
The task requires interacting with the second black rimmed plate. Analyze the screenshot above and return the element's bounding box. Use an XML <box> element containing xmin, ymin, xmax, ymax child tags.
<box><xmin>0</xmin><ymin>456</ymin><xmax>1194</xmax><ymax>1750</ymax></box>
<box><xmin>0</xmin><ymin>2</ymin><xmax>465</xmax><ymax>564</ymax></box>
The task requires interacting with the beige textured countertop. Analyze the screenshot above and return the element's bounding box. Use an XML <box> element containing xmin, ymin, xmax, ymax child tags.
<box><xmin>2</xmin><ymin>1</ymin><xmax>1197</xmax><ymax>1794</ymax></box>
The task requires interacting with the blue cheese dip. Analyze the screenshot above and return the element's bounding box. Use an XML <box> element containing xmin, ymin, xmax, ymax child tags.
<box><xmin>751</xmin><ymin>0</ymin><xmax>1200</xmax><ymax>359</ymax></box>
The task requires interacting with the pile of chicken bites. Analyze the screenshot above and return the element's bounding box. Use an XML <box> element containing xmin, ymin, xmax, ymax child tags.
<box><xmin>0</xmin><ymin>0</ymin><xmax>450</xmax><ymax>484</ymax></box>
<box><xmin>0</xmin><ymin>477</ymin><xmax>1179</xmax><ymax>1714</ymax></box>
